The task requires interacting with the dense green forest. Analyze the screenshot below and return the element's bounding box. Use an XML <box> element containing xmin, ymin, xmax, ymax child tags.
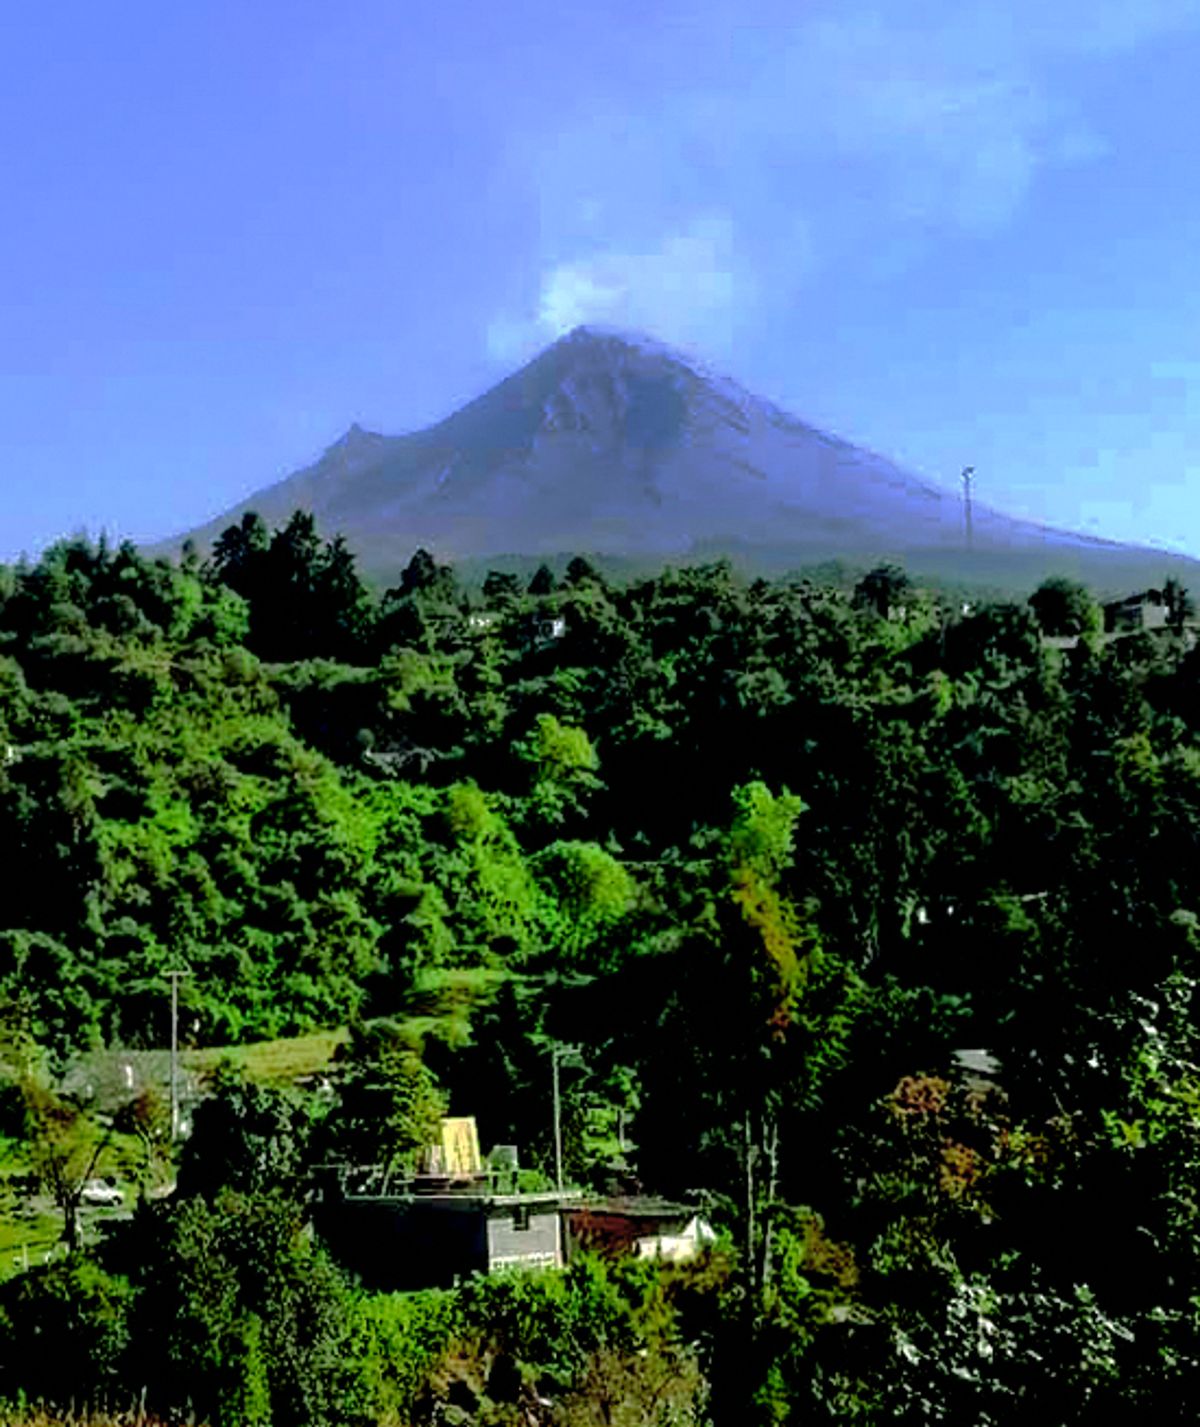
<box><xmin>3</xmin><ymin>511</ymin><xmax>1200</xmax><ymax>1423</ymax></box>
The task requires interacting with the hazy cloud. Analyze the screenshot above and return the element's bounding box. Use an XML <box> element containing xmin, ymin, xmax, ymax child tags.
<box><xmin>487</xmin><ymin>215</ymin><xmax>771</xmax><ymax>361</ymax></box>
<box><xmin>488</xmin><ymin>0</ymin><xmax>1200</xmax><ymax>358</ymax></box>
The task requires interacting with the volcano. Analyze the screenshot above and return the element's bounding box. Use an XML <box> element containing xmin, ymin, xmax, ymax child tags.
<box><xmin>156</xmin><ymin>326</ymin><xmax>1196</xmax><ymax>593</ymax></box>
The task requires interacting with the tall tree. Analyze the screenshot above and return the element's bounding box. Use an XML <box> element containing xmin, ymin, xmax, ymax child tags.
<box><xmin>207</xmin><ymin>511</ymin><xmax>270</xmax><ymax>599</ymax></box>
<box><xmin>482</xmin><ymin>570</ymin><xmax>522</xmax><ymax>607</ymax></box>
<box><xmin>176</xmin><ymin>1069</ymin><xmax>313</xmax><ymax>1204</ymax></box>
<box><xmin>1028</xmin><ymin>576</ymin><xmax>1100</xmax><ymax>639</ymax></box>
<box><xmin>1163</xmin><ymin>576</ymin><xmax>1195</xmax><ymax>633</ymax></box>
<box><xmin>321</xmin><ymin>1022</ymin><xmax>446</xmax><ymax>1181</ymax></box>
<box><xmin>854</xmin><ymin>564</ymin><xmax>910</xmax><ymax>618</ymax></box>
<box><xmin>24</xmin><ymin>1082</ymin><xmax>111</xmax><ymax>1254</ymax></box>
<box><xmin>528</xmin><ymin>563</ymin><xmax>557</xmax><ymax>596</ymax></box>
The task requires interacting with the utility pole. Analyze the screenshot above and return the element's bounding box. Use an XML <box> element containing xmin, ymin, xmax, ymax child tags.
<box><xmin>962</xmin><ymin>466</ymin><xmax>976</xmax><ymax>552</ymax></box>
<box><xmin>551</xmin><ymin>1044</ymin><xmax>564</xmax><ymax>1193</ymax></box>
<box><xmin>166</xmin><ymin>968</ymin><xmax>192</xmax><ymax>1142</ymax></box>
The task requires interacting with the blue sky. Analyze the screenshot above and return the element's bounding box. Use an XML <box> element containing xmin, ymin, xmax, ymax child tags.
<box><xmin>3</xmin><ymin>0</ymin><xmax>1200</xmax><ymax>562</ymax></box>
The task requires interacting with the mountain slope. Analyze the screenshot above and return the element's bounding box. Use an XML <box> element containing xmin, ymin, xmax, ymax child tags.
<box><xmin>154</xmin><ymin>326</ymin><xmax>1197</xmax><ymax>593</ymax></box>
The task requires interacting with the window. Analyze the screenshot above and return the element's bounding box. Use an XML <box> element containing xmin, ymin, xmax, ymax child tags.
<box><xmin>512</xmin><ymin>1205</ymin><xmax>531</xmax><ymax>1232</ymax></box>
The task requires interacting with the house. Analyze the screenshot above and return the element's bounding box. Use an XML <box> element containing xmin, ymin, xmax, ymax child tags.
<box><xmin>58</xmin><ymin>1048</ymin><xmax>200</xmax><ymax>1119</ymax></box>
<box><xmin>317</xmin><ymin>1188</ymin><xmax>717</xmax><ymax>1289</ymax></box>
<box><xmin>315</xmin><ymin>1119</ymin><xmax>718</xmax><ymax>1290</ymax></box>
<box><xmin>363</xmin><ymin>742</ymin><xmax>435</xmax><ymax>778</ymax></box>
<box><xmin>635</xmin><ymin>1214</ymin><xmax>718</xmax><ymax>1263</ymax></box>
<box><xmin>952</xmin><ymin>1048</ymin><xmax>1003</xmax><ymax>1097</ymax></box>
<box><xmin>561</xmin><ymin>1198</ymin><xmax>715</xmax><ymax>1264</ymax></box>
<box><xmin>315</xmin><ymin>1116</ymin><xmax>567</xmax><ymax>1287</ymax></box>
<box><xmin>520</xmin><ymin>613</ymin><xmax>567</xmax><ymax>649</ymax></box>
<box><xmin>953</xmin><ymin>1048</ymin><xmax>1001</xmax><ymax>1080</ymax></box>
<box><xmin>1103</xmin><ymin>589</ymin><xmax>1169</xmax><ymax>635</ymax></box>
<box><xmin>316</xmin><ymin>1187</ymin><xmax>567</xmax><ymax>1290</ymax></box>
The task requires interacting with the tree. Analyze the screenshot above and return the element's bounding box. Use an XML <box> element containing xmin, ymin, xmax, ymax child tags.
<box><xmin>130</xmin><ymin>1190</ymin><xmax>357</xmax><ymax>1427</ymax></box>
<box><xmin>113</xmin><ymin>1084</ymin><xmax>172</xmax><ymax>1197</ymax></box>
<box><xmin>854</xmin><ymin>564</ymin><xmax>910</xmax><ymax>618</ymax></box>
<box><xmin>1028</xmin><ymin>576</ymin><xmax>1099</xmax><ymax>638</ymax></box>
<box><xmin>24</xmin><ymin>1081</ymin><xmax>112</xmax><ymax>1253</ymax></box>
<box><xmin>514</xmin><ymin>713</ymin><xmax>603</xmax><ymax>834</ymax></box>
<box><xmin>424</xmin><ymin>979</ymin><xmax>558</xmax><ymax>1177</ymax></box>
<box><xmin>0</xmin><ymin>1256</ymin><xmax>135</xmax><ymax>1407</ymax></box>
<box><xmin>1163</xmin><ymin>576</ymin><xmax>1195</xmax><ymax>632</ymax></box>
<box><xmin>204</xmin><ymin>511</ymin><xmax>374</xmax><ymax>661</ymax></box>
<box><xmin>254</xmin><ymin>510</ymin><xmax>327</xmax><ymax>660</ymax></box>
<box><xmin>482</xmin><ymin>570</ymin><xmax>522</xmax><ymax>606</ymax></box>
<box><xmin>528</xmin><ymin>563</ymin><xmax>557</xmax><ymax>596</ymax></box>
<box><xmin>378</xmin><ymin>549</ymin><xmax>461</xmax><ymax>651</ymax></box>
<box><xmin>531</xmin><ymin>840</ymin><xmax>638</xmax><ymax>969</ymax></box>
<box><xmin>553</xmin><ymin>1340</ymin><xmax>708</xmax><ymax>1425</ymax></box>
<box><xmin>565</xmin><ymin>556</ymin><xmax>605</xmax><ymax>589</ymax></box>
<box><xmin>316</xmin><ymin>533</ymin><xmax>374</xmax><ymax>656</ymax></box>
<box><xmin>1</xmin><ymin>996</ymin><xmax>110</xmax><ymax>1252</ymax></box>
<box><xmin>322</xmin><ymin>1022</ymin><xmax>446</xmax><ymax>1179</ymax></box>
<box><xmin>176</xmin><ymin>1068</ymin><xmax>313</xmax><ymax>1203</ymax></box>
<box><xmin>391</xmin><ymin>548</ymin><xmax>456</xmax><ymax>602</ymax></box>
<box><xmin>207</xmin><ymin>511</ymin><xmax>270</xmax><ymax>598</ymax></box>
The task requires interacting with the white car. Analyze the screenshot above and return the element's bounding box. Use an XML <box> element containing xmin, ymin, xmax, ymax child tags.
<box><xmin>80</xmin><ymin>1180</ymin><xmax>124</xmax><ymax>1207</ymax></box>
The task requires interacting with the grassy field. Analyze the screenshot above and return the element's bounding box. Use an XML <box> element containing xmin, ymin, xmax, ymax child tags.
<box><xmin>0</xmin><ymin>1205</ymin><xmax>62</xmax><ymax>1279</ymax></box>
<box><xmin>0</xmin><ymin>1195</ymin><xmax>136</xmax><ymax>1284</ymax></box>
<box><xmin>0</xmin><ymin>1122</ymin><xmax>169</xmax><ymax>1284</ymax></box>
<box><xmin>183</xmin><ymin>1027</ymin><xmax>348</xmax><ymax>1083</ymax></box>
<box><xmin>0</xmin><ymin>1410</ymin><xmax>186</xmax><ymax>1426</ymax></box>
<box><xmin>180</xmin><ymin>966</ymin><xmax>518</xmax><ymax>1084</ymax></box>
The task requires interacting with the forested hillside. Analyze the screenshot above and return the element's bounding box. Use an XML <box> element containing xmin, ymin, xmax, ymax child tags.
<box><xmin>3</xmin><ymin>512</ymin><xmax>1200</xmax><ymax>1423</ymax></box>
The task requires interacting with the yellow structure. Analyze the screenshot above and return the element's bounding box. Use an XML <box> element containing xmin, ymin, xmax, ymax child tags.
<box><xmin>422</xmin><ymin>1116</ymin><xmax>483</xmax><ymax>1177</ymax></box>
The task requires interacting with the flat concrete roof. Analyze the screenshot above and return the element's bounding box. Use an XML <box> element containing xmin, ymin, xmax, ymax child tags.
<box><xmin>347</xmin><ymin>1190</ymin><xmax>571</xmax><ymax>1209</ymax></box>
<box><xmin>340</xmin><ymin>1191</ymin><xmax>700</xmax><ymax>1215</ymax></box>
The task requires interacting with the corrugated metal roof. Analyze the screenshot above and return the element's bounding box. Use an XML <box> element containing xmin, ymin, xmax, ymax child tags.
<box><xmin>952</xmin><ymin>1048</ymin><xmax>1001</xmax><ymax>1077</ymax></box>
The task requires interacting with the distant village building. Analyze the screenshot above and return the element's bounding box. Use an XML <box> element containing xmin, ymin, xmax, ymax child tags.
<box><xmin>1103</xmin><ymin>589</ymin><xmax>1169</xmax><ymax>635</ymax></box>
<box><xmin>59</xmin><ymin>1048</ymin><xmax>199</xmax><ymax>1118</ymax></box>
<box><xmin>363</xmin><ymin>742</ymin><xmax>435</xmax><ymax>778</ymax></box>
<box><xmin>952</xmin><ymin>1048</ymin><xmax>1002</xmax><ymax>1086</ymax></box>
<box><xmin>518</xmin><ymin>612</ymin><xmax>567</xmax><ymax>648</ymax></box>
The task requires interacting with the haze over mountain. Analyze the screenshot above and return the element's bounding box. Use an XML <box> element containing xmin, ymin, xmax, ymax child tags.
<box><xmin>158</xmin><ymin>327</ymin><xmax>1199</xmax><ymax>594</ymax></box>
